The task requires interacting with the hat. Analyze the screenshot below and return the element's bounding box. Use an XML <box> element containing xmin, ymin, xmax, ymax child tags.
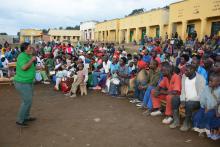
<box><xmin>133</xmin><ymin>52</ymin><xmax>138</xmax><ymax>56</ymax></box>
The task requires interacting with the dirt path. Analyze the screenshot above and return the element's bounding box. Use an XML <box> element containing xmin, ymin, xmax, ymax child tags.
<box><xmin>0</xmin><ymin>84</ymin><xmax>219</xmax><ymax>147</ymax></box>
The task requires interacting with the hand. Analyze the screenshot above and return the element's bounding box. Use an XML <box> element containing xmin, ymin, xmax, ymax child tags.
<box><xmin>31</xmin><ymin>56</ymin><xmax>37</xmax><ymax>62</ymax></box>
<box><xmin>138</xmin><ymin>85</ymin><xmax>145</xmax><ymax>90</ymax></box>
<box><xmin>180</xmin><ymin>102</ymin><xmax>185</xmax><ymax>109</ymax></box>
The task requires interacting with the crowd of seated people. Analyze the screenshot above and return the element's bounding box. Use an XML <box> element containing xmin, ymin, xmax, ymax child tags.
<box><xmin>0</xmin><ymin>34</ymin><xmax>219</xmax><ymax>140</ymax></box>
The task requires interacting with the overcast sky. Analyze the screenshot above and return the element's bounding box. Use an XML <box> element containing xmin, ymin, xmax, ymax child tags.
<box><xmin>0</xmin><ymin>0</ymin><xmax>180</xmax><ymax>35</ymax></box>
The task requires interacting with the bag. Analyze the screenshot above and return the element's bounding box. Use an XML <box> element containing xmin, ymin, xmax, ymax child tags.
<box><xmin>49</xmin><ymin>71</ymin><xmax>55</xmax><ymax>76</ymax></box>
<box><xmin>111</xmin><ymin>78</ymin><xmax>120</xmax><ymax>85</ymax></box>
<box><xmin>60</xmin><ymin>81</ymin><xmax>71</xmax><ymax>93</ymax></box>
<box><xmin>35</xmin><ymin>72</ymin><xmax>42</xmax><ymax>81</ymax></box>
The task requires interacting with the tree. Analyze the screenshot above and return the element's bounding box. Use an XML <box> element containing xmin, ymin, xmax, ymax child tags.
<box><xmin>65</xmin><ymin>25</ymin><xmax>80</xmax><ymax>30</ymax></box>
<box><xmin>42</xmin><ymin>29</ymin><xmax>49</xmax><ymax>35</ymax></box>
<box><xmin>66</xmin><ymin>26</ymin><xmax>75</xmax><ymax>30</ymax></box>
<box><xmin>128</xmin><ymin>8</ymin><xmax>145</xmax><ymax>16</ymax></box>
<box><xmin>59</xmin><ymin>26</ymin><xmax>63</xmax><ymax>30</ymax></box>
<box><xmin>17</xmin><ymin>32</ymin><xmax>20</xmax><ymax>37</ymax></box>
<box><xmin>73</xmin><ymin>25</ymin><xmax>80</xmax><ymax>30</ymax></box>
<box><xmin>0</xmin><ymin>32</ymin><xmax>8</xmax><ymax>35</ymax></box>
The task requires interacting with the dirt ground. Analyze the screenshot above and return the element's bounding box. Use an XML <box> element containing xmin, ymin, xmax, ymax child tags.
<box><xmin>0</xmin><ymin>84</ymin><xmax>219</xmax><ymax>147</ymax></box>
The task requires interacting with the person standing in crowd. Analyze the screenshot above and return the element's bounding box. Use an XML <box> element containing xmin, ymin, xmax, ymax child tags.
<box><xmin>14</xmin><ymin>42</ymin><xmax>38</xmax><ymax>126</ymax></box>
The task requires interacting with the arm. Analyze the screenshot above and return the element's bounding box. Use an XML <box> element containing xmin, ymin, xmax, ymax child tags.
<box><xmin>22</xmin><ymin>56</ymin><xmax>36</xmax><ymax>71</ymax></box>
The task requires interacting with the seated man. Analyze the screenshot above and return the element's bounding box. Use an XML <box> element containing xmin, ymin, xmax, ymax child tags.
<box><xmin>92</xmin><ymin>56</ymin><xmax>110</xmax><ymax>90</ymax></box>
<box><xmin>130</xmin><ymin>65</ymin><xmax>147</xmax><ymax>104</ymax></box>
<box><xmin>193</xmin><ymin>73</ymin><xmax>220</xmax><ymax>139</ymax></box>
<box><xmin>150</xmin><ymin>62</ymin><xmax>181</xmax><ymax>125</ymax></box>
<box><xmin>131</xmin><ymin>60</ymin><xmax>160</xmax><ymax>107</ymax></box>
<box><xmin>170</xmin><ymin>64</ymin><xmax>206</xmax><ymax>131</ymax></box>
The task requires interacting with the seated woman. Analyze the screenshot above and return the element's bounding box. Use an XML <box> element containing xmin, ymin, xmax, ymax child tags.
<box><xmin>193</xmin><ymin>73</ymin><xmax>220</xmax><ymax>140</ymax></box>
<box><xmin>117</xmin><ymin>57</ymin><xmax>130</xmax><ymax>97</ymax></box>
<box><xmin>109</xmin><ymin>57</ymin><xmax>129</xmax><ymax>97</ymax></box>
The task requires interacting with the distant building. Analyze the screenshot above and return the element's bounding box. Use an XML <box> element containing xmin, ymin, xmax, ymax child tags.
<box><xmin>48</xmin><ymin>29</ymin><xmax>81</xmax><ymax>43</ymax></box>
<box><xmin>0</xmin><ymin>35</ymin><xmax>18</xmax><ymax>45</ymax></box>
<box><xmin>94</xmin><ymin>0</ymin><xmax>220</xmax><ymax>43</ymax></box>
<box><xmin>20</xmin><ymin>29</ymin><xmax>43</xmax><ymax>44</ymax></box>
<box><xmin>80</xmin><ymin>21</ymin><xmax>98</xmax><ymax>42</ymax></box>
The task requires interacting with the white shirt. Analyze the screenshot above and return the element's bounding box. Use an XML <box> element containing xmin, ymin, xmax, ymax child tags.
<box><xmin>2</xmin><ymin>58</ymin><xmax>8</xmax><ymax>68</ymax></box>
<box><xmin>102</xmin><ymin>60</ymin><xmax>111</xmax><ymax>73</ymax></box>
<box><xmin>185</xmin><ymin>77</ymin><xmax>198</xmax><ymax>101</ymax></box>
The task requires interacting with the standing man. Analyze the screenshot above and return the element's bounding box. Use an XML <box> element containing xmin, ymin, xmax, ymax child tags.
<box><xmin>14</xmin><ymin>42</ymin><xmax>37</xmax><ymax>126</ymax></box>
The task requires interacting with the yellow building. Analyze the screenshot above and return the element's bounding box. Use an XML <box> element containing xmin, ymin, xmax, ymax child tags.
<box><xmin>48</xmin><ymin>29</ymin><xmax>81</xmax><ymax>43</ymax></box>
<box><xmin>169</xmin><ymin>0</ymin><xmax>220</xmax><ymax>41</ymax></box>
<box><xmin>20</xmin><ymin>29</ymin><xmax>43</xmax><ymax>44</ymax></box>
<box><xmin>94</xmin><ymin>8</ymin><xmax>169</xmax><ymax>43</ymax></box>
<box><xmin>95</xmin><ymin>19</ymin><xmax>120</xmax><ymax>43</ymax></box>
<box><xmin>119</xmin><ymin>8</ymin><xmax>169</xmax><ymax>43</ymax></box>
<box><xmin>94</xmin><ymin>0</ymin><xmax>220</xmax><ymax>43</ymax></box>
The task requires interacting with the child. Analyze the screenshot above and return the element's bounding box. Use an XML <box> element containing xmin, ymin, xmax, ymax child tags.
<box><xmin>193</xmin><ymin>73</ymin><xmax>220</xmax><ymax>140</ymax></box>
<box><xmin>54</xmin><ymin>66</ymin><xmax>65</xmax><ymax>91</ymax></box>
<box><xmin>65</xmin><ymin>63</ymin><xmax>86</xmax><ymax>98</ymax></box>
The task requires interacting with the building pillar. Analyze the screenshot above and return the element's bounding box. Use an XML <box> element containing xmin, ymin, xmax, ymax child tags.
<box><xmin>126</xmin><ymin>28</ymin><xmax>130</xmax><ymax>43</ymax></box>
<box><xmin>118</xmin><ymin>30</ymin><xmax>122</xmax><ymax>44</ymax></box>
<box><xmin>30</xmin><ymin>36</ymin><xmax>34</xmax><ymax>44</ymax></box>
<box><xmin>181</xmin><ymin>20</ymin><xmax>187</xmax><ymax>40</ymax></box>
<box><xmin>159</xmin><ymin>24</ymin><xmax>164</xmax><ymax>40</ymax></box>
<box><xmin>168</xmin><ymin>23</ymin><xmax>173</xmax><ymax>39</ymax></box>
<box><xmin>200</xmin><ymin>18</ymin><xmax>207</xmax><ymax>41</ymax></box>
<box><xmin>115</xmin><ymin>29</ymin><xmax>118</xmax><ymax>43</ymax></box>
<box><xmin>108</xmin><ymin>30</ymin><xmax>111</xmax><ymax>42</ymax></box>
<box><xmin>146</xmin><ymin>26</ymin><xmax>150</xmax><ymax>37</ymax></box>
<box><xmin>135</xmin><ymin>27</ymin><xmax>140</xmax><ymax>43</ymax></box>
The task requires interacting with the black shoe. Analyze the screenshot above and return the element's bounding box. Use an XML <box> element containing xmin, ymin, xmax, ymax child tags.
<box><xmin>16</xmin><ymin>121</ymin><xmax>28</xmax><ymax>127</ymax></box>
<box><xmin>24</xmin><ymin>117</ymin><xmax>37</xmax><ymax>122</ymax></box>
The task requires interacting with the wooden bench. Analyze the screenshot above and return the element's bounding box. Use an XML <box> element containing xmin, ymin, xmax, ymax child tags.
<box><xmin>0</xmin><ymin>77</ymin><xmax>13</xmax><ymax>85</ymax></box>
<box><xmin>161</xmin><ymin>100</ymin><xmax>185</xmax><ymax>117</ymax></box>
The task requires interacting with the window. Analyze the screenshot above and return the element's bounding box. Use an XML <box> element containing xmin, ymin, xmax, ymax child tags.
<box><xmin>63</xmin><ymin>36</ymin><xmax>66</xmax><ymax>39</ymax></box>
<box><xmin>211</xmin><ymin>21</ymin><xmax>220</xmax><ymax>35</ymax></box>
<box><xmin>73</xmin><ymin>36</ymin><xmax>75</xmax><ymax>39</ymax></box>
<box><xmin>187</xmin><ymin>24</ymin><xmax>195</xmax><ymax>35</ymax></box>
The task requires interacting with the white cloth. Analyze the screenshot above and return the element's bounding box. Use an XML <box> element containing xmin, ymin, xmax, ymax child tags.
<box><xmin>2</xmin><ymin>58</ymin><xmax>8</xmax><ymax>68</ymax></box>
<box><xmin>102</xmin><ymin>60</ymin><xmax>111</xmax><ymax>73</ymax></box>
<box><xmin>185</xmin><ymin>77</ymin><xmax>198</xmax><ymax>101</ymax></box>
<box><xmin>79</xmin><ymin>55</ymin><xmax>85</xmax><ymax>64</ymax></box>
